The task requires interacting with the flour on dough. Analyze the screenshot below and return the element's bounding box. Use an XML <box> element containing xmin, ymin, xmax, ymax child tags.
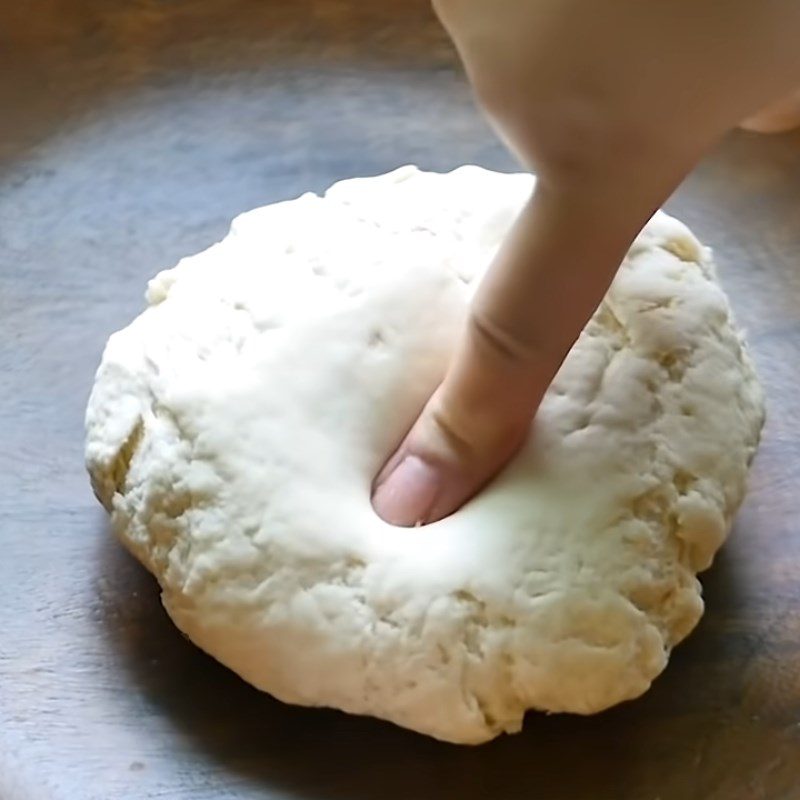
<box><xmin>85</xmin><ymin>166</ymin><xmax>764</xmax><ymax>744</ymax></box>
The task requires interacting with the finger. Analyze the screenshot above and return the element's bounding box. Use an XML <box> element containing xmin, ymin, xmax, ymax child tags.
<box><xmin>372</xmin><ymin>180</ymin><xmax>656</xmax><ymax>527</ymax></box>
<box><xmin>740</xmin><ymin>89</ymin><xmax>800</xmax><ymax>134</ymax></box>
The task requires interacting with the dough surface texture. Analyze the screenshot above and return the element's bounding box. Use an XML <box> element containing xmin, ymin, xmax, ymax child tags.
<box><xmin>86</xmin><ymin>166</ymin><xmax>764</xmax><ymax>744</ymax></box>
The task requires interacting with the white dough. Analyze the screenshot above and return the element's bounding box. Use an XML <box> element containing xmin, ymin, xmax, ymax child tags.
<box><xmin>85</xmin><ymin>166</ymin><xmax>764</xmax><ymax>744</ymax></box>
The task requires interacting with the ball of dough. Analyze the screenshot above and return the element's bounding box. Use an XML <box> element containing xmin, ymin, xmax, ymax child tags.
<box><xmin>85</xmin><ymin>166</ymin><xmax>764</xmax><ymax>744</ymax></box>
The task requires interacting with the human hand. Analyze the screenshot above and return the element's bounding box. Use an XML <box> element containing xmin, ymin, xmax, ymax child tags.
<box><xmin>372</xmin><ymin>0</ymin><xmax>800</xmax><ymax>527</ymax></box>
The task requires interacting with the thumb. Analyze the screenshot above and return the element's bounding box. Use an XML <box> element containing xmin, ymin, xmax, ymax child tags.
<box><xmin>372</xmin><ymin>181</ymin><xmax>654</xmax><ymax>527</ymax></box>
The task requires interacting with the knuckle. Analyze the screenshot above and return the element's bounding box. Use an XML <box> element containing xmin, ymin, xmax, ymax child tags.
<box><xmin>468</xmin><ymin>308</ymin><xmax>540</xmax><ymax>367</ymax></box>
<box><xmin>425</xmin><ymin>393</ymin><xmax>479</xmax><ymax>462</ymax></box>
<box><xmin>425</xmin><ymin>387</ymin><xmax>528</xmax><ymax>474</ymax></box>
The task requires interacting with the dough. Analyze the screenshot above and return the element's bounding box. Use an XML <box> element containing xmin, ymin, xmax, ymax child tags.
<box><xmin>85</xmin><ymin>166</ymin><xmax>764</xmax><ymax>744</ymax></box>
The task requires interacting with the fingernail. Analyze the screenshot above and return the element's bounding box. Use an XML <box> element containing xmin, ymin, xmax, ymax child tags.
<box><xmin>372</xmin><ymin>455</ymin><xmax>441</xmax><ymax>527</ymax></box>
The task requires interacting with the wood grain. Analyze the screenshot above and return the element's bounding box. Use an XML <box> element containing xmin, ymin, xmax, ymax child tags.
<box><xmin>1</xmin><ymin>2</ymin><xmax>799</xmax><ymax>798</ymax></box>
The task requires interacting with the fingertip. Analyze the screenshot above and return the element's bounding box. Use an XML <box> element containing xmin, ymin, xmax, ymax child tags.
<box><xmin>372</xmin><ymin>454</ymin><xmax>443</xmax><ymax>527</ymax></box>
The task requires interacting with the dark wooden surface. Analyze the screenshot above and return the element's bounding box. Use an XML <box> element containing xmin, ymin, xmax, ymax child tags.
<box><xmin>1</xmin><ymin>2</ymin><xmax>799</xmax><ymax>798</ymax></box>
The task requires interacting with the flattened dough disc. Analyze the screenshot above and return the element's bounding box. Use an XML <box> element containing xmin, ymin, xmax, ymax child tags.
<box><xmin>86</xmin><ymin>166</ymin><xmax>764</xmax><ymax>743</ymax></box>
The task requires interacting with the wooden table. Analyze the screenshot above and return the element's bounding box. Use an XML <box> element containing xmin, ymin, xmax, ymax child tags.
<box><xmin>1</xmin><ymin>2</ymin><xmax>799</xmax><ymax>798</ymax></box>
